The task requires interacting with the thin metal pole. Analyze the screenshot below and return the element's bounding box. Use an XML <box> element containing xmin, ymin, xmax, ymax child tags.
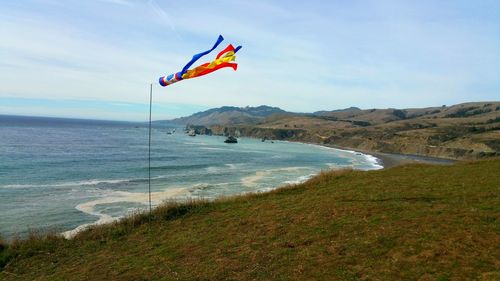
<box><xmin>148</xmin><ymin>83</ymin><xmax>153</xmax><ymax>219</ymax></box>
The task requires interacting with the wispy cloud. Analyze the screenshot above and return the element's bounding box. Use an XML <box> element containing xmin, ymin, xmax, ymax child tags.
<box><xmin>147</xmin><ymin>0</ymin><xmax>179</xmax><ymax>38</ymax></box>
<box><xmin>0</xmin><ymin>0</ymin><xmax>499</xmax><ymax>120</ymax></box>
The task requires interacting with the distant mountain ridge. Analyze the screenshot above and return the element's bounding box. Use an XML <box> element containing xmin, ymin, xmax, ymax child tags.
<box><xmin>313</xmin><ymin>107</ymin><xmax>361</xmax><ymax>115</ymax></box>
<box><xmin>174</xmin><ymin>102</ymin><xmax>499</xmax><ymax>160</ymax></box>
<box><xmin>170</xmin><ymin>105</ymin><xmax>288</xmax><ymax>126</ymax></box>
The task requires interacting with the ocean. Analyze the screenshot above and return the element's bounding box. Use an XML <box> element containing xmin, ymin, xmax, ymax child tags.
<box><xmin>0</xmin><ymin>115</ymin><xmax>382</xmax><ymax>239</ymax></box>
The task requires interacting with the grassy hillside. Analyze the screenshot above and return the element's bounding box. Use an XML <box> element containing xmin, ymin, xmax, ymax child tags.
<box><xmin>209</xmin><ymin>102</ymin><xmax>500</xmax><ymax>160</ymax></box>
<box><xmin>1</xmin><ymin>159</ymin><xmax>499</xmax><ymax>280</ymax></box>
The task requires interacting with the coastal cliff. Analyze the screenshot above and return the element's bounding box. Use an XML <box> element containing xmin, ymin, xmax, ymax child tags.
<box><xmin>185</xmin><ymin>102</ymin><xmax>500</xmax><ymax>160</ymax></box>
<box><xmin>193</xmin><ymin>124</ymin><xmax>498</xmax><ymax>160</ymax></box>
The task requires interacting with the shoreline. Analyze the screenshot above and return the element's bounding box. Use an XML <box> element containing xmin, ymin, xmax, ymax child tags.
<box><xmin>321</xmin><ymin>143</ymin><xmax>456</xmax><ymax>169</ymax></box>
<box><xmin>250</xmin><ymin>136</ymin><xmax>456</xmax><ymax>169</ymax></box>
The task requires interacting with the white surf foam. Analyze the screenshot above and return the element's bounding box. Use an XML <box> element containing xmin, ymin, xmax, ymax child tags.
<box><xmin>241</xmin><ymin>167</ymin><xmax>308</xmax><ymax>187</ymax></box>
<box><xmin>199</xmin><ymin>147</ymin><xmax>231</xmax><ymax>151</ymax></box>
<box><xmin>62</xmin><ymin>187</ymin><xmax>189</xmax><ymax>239</ymax></box>
<box><xmin>362</xmin><ymin>154</ymin><xmax>384</xmax><ymax>170</ymax></box>
<box><xmin>301</xmin><ymin>142</ymin><xmax>383</xmax><ymax>170</ymax></box>
<box><xmin>276</xmin><ymin>141</ymin><xmax>383</xmax><ymax>170</ymax></box>
<box><xmin>282</xmin><ymin>173</ymin><xmax>317</xmax><ymax>185</ymax></box>
<box><xmin>1</xmin><ymin>176</ymin><xmax>167</xmax><ymax>189</ymax></box>
<box><xmin>225</xmin><ymin>163</ymin><xmax>241</xmax><ymax>169</ymax></box>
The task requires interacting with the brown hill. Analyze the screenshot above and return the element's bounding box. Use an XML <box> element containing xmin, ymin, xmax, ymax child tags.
<box><xmin>170</xmin><ymin>105</ymin><xmax>289</xmax><ymax>126</ymax></box>
<box><xmin>206</xmin><ymin>102</ymin><xmax>500</xmax><ymax>160</ymax></box>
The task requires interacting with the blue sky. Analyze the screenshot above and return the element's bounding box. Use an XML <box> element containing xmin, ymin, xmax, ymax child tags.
<box><xmin>1</xmin><ymin>0</ymin><xmax>499</xmax><ymax>121</ymax></box>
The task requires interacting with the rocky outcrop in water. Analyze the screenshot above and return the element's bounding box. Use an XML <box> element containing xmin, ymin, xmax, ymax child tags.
<box><xmin>185</xmin><ymin>125</ymin><xmax>213</xmax><ymax>135</ymax></box>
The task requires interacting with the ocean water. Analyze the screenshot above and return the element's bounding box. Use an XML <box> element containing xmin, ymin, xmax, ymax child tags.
<box><xmin>0</xmin><ymin>115</ymin><xmax>382</xmax><ymax>238</ymax></box>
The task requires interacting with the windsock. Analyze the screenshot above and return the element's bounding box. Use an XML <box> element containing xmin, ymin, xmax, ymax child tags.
<box><xmin>159</xmin><ymin>35</ymin><xmax>241</xmax><ymax>87</ymax></box>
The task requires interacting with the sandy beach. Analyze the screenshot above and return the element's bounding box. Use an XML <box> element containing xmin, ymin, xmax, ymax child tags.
<box><xmin>320</xmin><ymin>144</ymin><xmax>456</xmax><ymax>169</ymax></box>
